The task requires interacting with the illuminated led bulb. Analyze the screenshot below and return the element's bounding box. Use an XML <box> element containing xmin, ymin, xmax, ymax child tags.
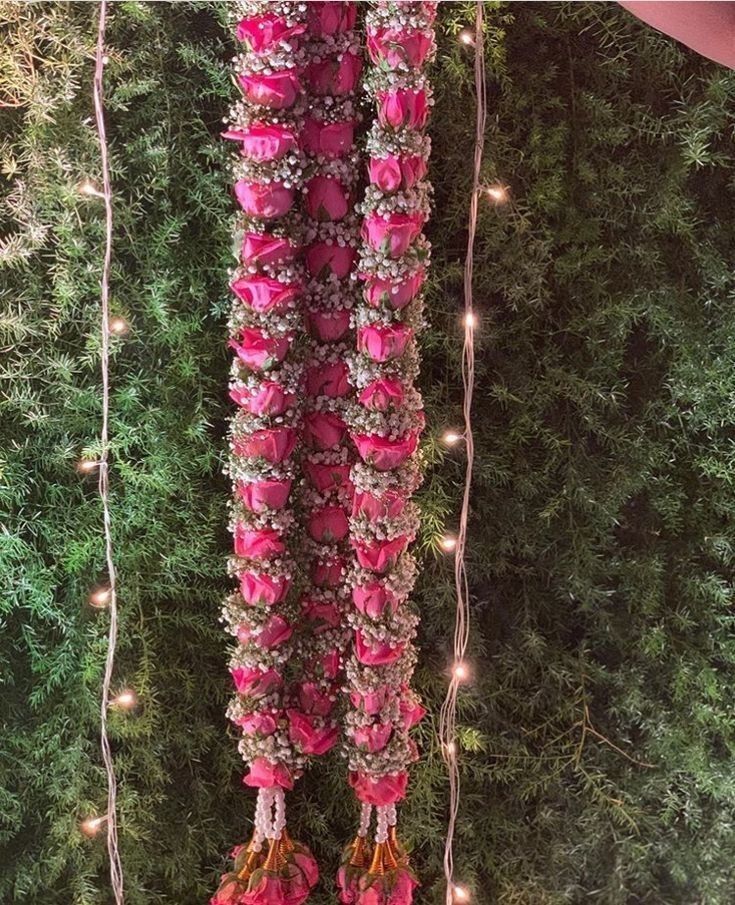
<box><xmin>440</xmin><ymin>535</ymin><xmax>457</xmax><ymax>553</ymax></box>
<box><xmin>442</xmin><ymin>431</ymin><xmax>462</xmax><ymax>446</ymax></box>
<box><xmin>446</xmin><ymin>740</ymin><xmax>458</xmax><ymax>757</ymax></box>
<box><xmin>111</xmin><ymin>689</ymin><xmax>137</xmax><ymax>710</ymax></box>
<box><xmin>458</xmin><ymin>29</ymin><xmax>475</xmax><ymax>46</ymax></box>
<box><xmin>464</xmin><ymin>311</ymin><xmax>477</xmax><ymax>329</ymax></box>
<box><xmin>453</xmin><ymin>886</ymin><xmax>470</xmax><ymax>903</ymax></box>
<box><xmin>80</xmin><ymin>815</ymin><xmax>105</xmax><ymax>837</ymax></box>
<box><xmin>77</xmin><ymin>179</ymin><xmax>105</xmax><ymax>199</ymax></box>
<box><xmin>109</xmin><ymin>316</ymin><xmax>129</xmax><ymax>336</ymax></box>
<box><xmin>88</xmin><ymin>585</ymin><xmax>111</xmax><ymax>609</ymax></box>
<box><xmin>76</xmin><ymin>459</ymin><xmax>100</xmax><ymax>474</ymax></box>
<box><xmin>485</xmin><ymin>183</ymin><xmax>509</xmax><ymax>204</ymax></box>
<box><xmin>452</xmin><ymin>662</ymin><xmax>469</xmax><ymax>682</ymax></box>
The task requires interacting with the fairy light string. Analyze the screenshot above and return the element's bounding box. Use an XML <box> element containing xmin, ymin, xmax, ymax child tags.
<box><xmin>439</xmin><ymin>3</ymin><xmax>486</xmax><ymax>903</ymax></box>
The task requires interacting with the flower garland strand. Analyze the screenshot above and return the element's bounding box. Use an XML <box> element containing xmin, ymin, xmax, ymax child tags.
<box><xmin>289</xmin><ymin>1</ymin><xmax>362</xmax><ymax>777</ymax></box>
<box><xmin>213</xmin><ymin>4</ymin><xmax>319</xmax><ymax>904</ymax></box>
<box><xmin>339</xmin><ymin>3</ymin><xmax>436</xmax><ymax>903</ymax></box>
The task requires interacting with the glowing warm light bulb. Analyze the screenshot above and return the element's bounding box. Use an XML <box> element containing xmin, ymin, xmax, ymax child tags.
<box><xmin>88</xmin><ymin>585</ymin><xmax>111</xmax><ymax>609</ymax></box>
<box><xmin>453</xmin><ymin>886</ymin><xmax>471</xmax><ymax>903</ymax></box>
<box><xmin>440</xmin><ymin>535</ymin><xmax>457</xmax><ymax>552</ymax></box>
<box><xmin>458</xmin><ymin>29</ymin><xmax>475</xmax><ymax>46</ymax></box>
<box><xmin>77</xmin><ymin>179</ymin><xmax>104</xmax><ymax>199</ymax></box>
<box><xmin>442</xmin><ymin>431</ymin><xmax>462</xmax><ymax>446</ymax></box>
<box><xmin>80</xmin><ymin>815</ymin><xmax>105</xmax><ymax>837</ymax></box>
<box><xmin>485</xmin><ymin>183</ymin><xmax>509</xmax><ymax>204</ymax></box>
<box><xmin>446</xmin><ymin>740</ymin><xmax>458</xmax><ymax>757</ymax></box>
<box><xmin>452</xmin><ymin>662</ymin><xmax>469</xmax><ymax>682</ymax></box>
<box><xmin>464</xmin><ymin>311</ymin><xmax>477</xmax><ymax>329</ymax></box>
<box><xmin>76</xmin><ymin>459</ymin><xmax>100</xmax><ymax>474</ymax></box>
<box><xmin>109</xmin><ymin>316</ymin><xmax>129</xmax><ymax>336</ymax></box>
<box><xmin>111</xmin><ymin>689</ymin><xmax>137</xmax><ymax>710</ymax></box>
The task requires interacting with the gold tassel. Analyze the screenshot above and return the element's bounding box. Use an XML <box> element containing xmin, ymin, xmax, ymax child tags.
<box><xmin>263</xmin><ymin>836</ymin><xmax>286</xmax><ymax>872</ymax></box>
<box><xmin>237</xmin><ymin>836</ymin><xmax>265</xmax><ymax>881</ymax></box>
<box><xmin>349</xmin><ymin>834</ymin><xmax>370</xmax><ymax>869</ymax></box>
<box><xmin>388</xmin><ymin>825</ymin><xmax>407</xmax><ymax>863</ymax></box>
<box><xmin>382</xmin><ymin>838</ymin><xmax>398</xmax><ymax>872</ymax></box>
<box><xmin>369</xmin><ymin>841</ymin><xmax>387</xmax><ymax>876</ymax></box>
<box><xmin>279</xmin><ymin>827</ymin><xmax>295</xmax><ymax>856</ymax></box>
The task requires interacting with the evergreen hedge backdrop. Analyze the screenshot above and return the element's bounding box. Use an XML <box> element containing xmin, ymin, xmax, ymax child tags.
<box><xmin>3</xmin><ymin>2</ymin><xmax>735</xmax><ymax>902</ymax></box>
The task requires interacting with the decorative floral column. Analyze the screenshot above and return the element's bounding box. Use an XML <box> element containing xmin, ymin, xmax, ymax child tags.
<box><xmin>340</xmin><ymin>3</ymin><xmax>435</xmax><ymax>904</ymax></box>
<box><xmin>213</xmin><ymin>4</ymin><xmax>318</xmax><ymax>904</ymax></box>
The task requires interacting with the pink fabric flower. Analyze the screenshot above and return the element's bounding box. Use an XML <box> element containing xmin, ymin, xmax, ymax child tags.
<box><xmin>211</xmin><ymin>875</ymin><xmax>244</xmax><ymax>905</ymax></box>
<box><xmin>306</xmin><ymin>360</ymin><xmax>350</xmax><ymax>398</ymax></box>
<box><xmin>307</xmin><ymin>308</ymin><xmax>351</xmax><ymax>342</ymax></box>
<box><xmin>237</xmin><ymin>477</ymin><xmax>293</xmax><ymax>512</ymax></box>
<box><xmin>311</xmin><ymin>556</ymin><xmax>347</xmax><ymax>588</ymax></box>
<box><xmin>242</xmin><ymin>872</ymin><xmax>287</xmax><ymax>905</ymax></box>
<box><xmin>352</xmin><ymin>721</ymin><xmax>393</xmax><ymax>753</ymax></box>
<box><xmin>234</xmin><ymin>427</ymin><xmax>298</xmax><ymax>464</ymax></box>
<box><xmin>239</xmin><ymin>572</ymin><xmax>291</xmax><ymax>607</ymax></box>
<box><xmin>238</xmin><ymin>70</ymin><xmax>301</xmax><ymax>110</ymax></box>
<box><xmin>307</xmin><ymin>505</ymin><xmax>349</xmax><ymax>543</ymax></box>
<box><xmin>229</xmin><ymin>123</ymin><xmax>297</xmax><ymax>162</ymax></box>
<box><xmin>235</xmin><ymin>180</ymin><xmax>295</xmax><ymax>219</ymax></box>
<box><xmin>242</xmin><ymin>231</ymin><xmax>297</xmax><ymax>266</ymax></box>
<box><xmin>306</xmin><ymin>241</ymin><xmax>356</xmax><ymax>278</ymax></box>
<box><xmin>298</xmin><ymin>681</ymin><xmax>334</xmax><ymax>716</ymax></box>
<box><xmin>303</xmin><ymin>411</ymin><xmax>347</xmax><ymax>450</ymax></box>
<box><xmin>358</xmin><ymin>378</ymin><xmax>405</xmax><ymax>412</ymax></box>
<box><xmin>349</xmin><ymin>771</ymin><xmax>409</xmax><ymax>806</ymax></box>
<box><xmin>400</xmin><ymin>697</ymin><xmax>426</xmax><ymax>730</ymax></box>
<box><xmin>363</xmin><ymin>270</ymin><xmax>425</xmax><ymax>310</ymax></box>
<box><xmin>231</xmin><ymin>666</ymin><xmax>282</xmax><ymax>698</ymax></box>
<box><xmin>236</xmin><ymin>13</ymin><xmax>305</xmax><ymax>53</ymax></box>
<box><xmin>352</xmin><ymin>581</ymin><xmax>399</xmax><ymax>618</ymax></box>
<box><xmin>302</xmin><ymin>118</ymin><xmax>355</xmax><ymax>158</ymax></box>
<box><xmin>367</xmin><ymin>26</ymin><xmax>433</xmax><ymax>69</ymax></box>
<box><xmin>305</xmin><ymin>52</ymin><xmax>362</xmax><ymax>96</ymax></box>
<box><xmin>321</xmin><ymin>648</ymin><xmax>341</xmax><ymax>679</ymax></box>
<box><xmin>244</xmin><ymin>757</ymin><xmax>294</xmax><ymax>790</ymax></box>
<box><xmin>287</xmin><ymin>710</ymin><xmax>339</xmax><ymax>755</ymax></box>
<box><xmin>229</xmin><ymin>330</ymin><xmax>292</xmax><ymax>373</ymax></box>
<box><xmin>352</xmin><ymin>432</ymin><xmax>418</xmax><ymax>472</ymax></box>
<box><xmin>305</xmin><ymin>175</ymin><xmax>350</xmax><ymax>221</ymax></box>
<box><xmin>377</xmin><ymin>88</ymin><xmax>429</xmax><ymax>130</ymax></box>
<box><xmin>350</xmin><ymin>687</ymin><xmax>391</xmax><ymax>716</ymax></box>
<box><xmin>292</xmin><ymin>849</ymin><xmax>319</xmax><ymax>890</ymax></box>
<box><xmin>368</xmin><ymin>154</ymin><xmax>428</xmax><ymax>194</ymax></box>
<box><xmin>231</xmin><ymin>275</ymin><xmax>301</xmax><ymax>314</ymax></box>
<box><xmin>303</xmin><ymin>460</ymin><xmax>352</xmax><ymax>492</ymax></box>
<box><xmin>301</xmin><ymin>598</ymin><xmax>341</xmax><ymax>631</ymax></box>
<box><xmin>234</xmin><ymin>525</ymin><xmax>285</xmax><ymax>560</ymax></box>
<box><xmin>231</xmin><ymin>380</ymin><xmax>295</xmax><ymax>417</ymax></box>
<box><xmin>355</xmin><ymin>631</ymin><xmax>405</xmax><ymax>666</ymax></box>
<box><xmin>362</xmin><ymin>212</ymin><xmax>424</xmax><ymax>258</ymax></box>
<box><xmin>306</xmin><ymin>1</ymin><xmax>356</xmax><ymax>36</ymax></box>
<box><xmin>357</xmin><ymin>323</ymin><xmax>413</xmax><ymax>362</ymax></box>
<box><xmin>352</xmin><ymin>535</ymin><xmax>410</xmax><ymax>573</ymax></box>
<box><xmin>236</xmin><ymin>710</ymin><xmax>278</xmax><ymax>736</ymax></box>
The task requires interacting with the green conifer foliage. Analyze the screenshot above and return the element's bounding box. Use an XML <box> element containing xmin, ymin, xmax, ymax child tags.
<box><xmin>3</xmin><ymin>2</ymin><xmax>735</xmax><ymax>903</ymax></box>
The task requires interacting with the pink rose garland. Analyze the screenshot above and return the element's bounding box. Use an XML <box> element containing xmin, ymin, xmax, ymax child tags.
<box><xmin>339</xmin><ymin>3</ymin><xmax>435</xmax><ymax>904</ymax></box>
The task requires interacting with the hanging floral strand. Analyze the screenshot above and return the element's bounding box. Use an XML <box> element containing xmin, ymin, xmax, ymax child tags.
<box><xmin>213</xmin><ymin>4</ymin><xmax>319</xmax><ymax>904</ymax></box>
<box><xmin>340</xmin><ymin>3</ymin><xmax>436</xmax><ymax>904</ymax></box>
<box><xmin>288</xmin><ymin>1</ymin><xmax>362</xmax><ymax>776</ymax></box>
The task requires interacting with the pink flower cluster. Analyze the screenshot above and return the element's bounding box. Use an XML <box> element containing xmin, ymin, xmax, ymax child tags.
<box><xmin>339</xmin><ymin>3</ymin><xmax>436</xmax><ymax>903</ymax></box>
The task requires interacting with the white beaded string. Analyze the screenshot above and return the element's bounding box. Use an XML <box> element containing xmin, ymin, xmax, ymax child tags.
<box><xmin>358</xmin><ymin>802</ymin><xmax>373</xmax><ymax>838</ymax></box>
<box><xmin>375</xmin><ymin>805</ymin><xmax>389</xmax><ymax>844</ymax></box>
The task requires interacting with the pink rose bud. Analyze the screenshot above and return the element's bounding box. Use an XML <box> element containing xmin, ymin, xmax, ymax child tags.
<box><xmin>238</xmin><ymin>70</ymin><xmax>301</xmax><ymax>110</ymax></box>
<box><xmin>303</xmin><ymin>411</ymin><xmax>347</xmax><ymax>450</ymax></box>
<box><xmin>305</xmin><ymin>174</ymin><xmax>350</xmax><ymax>221</ymax></box>
<box><xmin>292</xmin><ymin>849</ymin><xmax>319</xmax><ymax>889</ymax></box>
<box><xmin>235</xmin><ymin>13</ymin><xmax>305</xmax><ymax>53</ymax></box>
<box><xmin>230</xmin><ymin>666</ymin><xmax>282</xmax><ymax>698</ymax></box>
<box><xmin>306</xmin><ymin>1</ymin><xmax>356</xmax><ymax>36</ymax></box>
<box><xmin>305</xmin><ymin>241</ymin><xmax>356</xmax><ymax>279</ymax></box>
<box><xmin>244</xmin><ymin>756</ymin><xmax>294</xmax><ymax>789</ymax></box>
<box><xmin>301</xmin><ymin>598</ymin><xmax>341</xmax><ymax>631</ymax></box>
<box><xmin>369</xmin><ymin>153</ymin><xmax>428</xmax><ymax>193</ymax></box>
<box><xmin>306</xmin><ymin>360</ymin><xmax>350</xmax><ymax>398</ymax></box>
<box><xmin>349</xmin><ymin>770</ymin><xmax>409</xmax><ymax>806</ymax></box>
<box><xmin>302</xmin><ymin>117</ymin><xmax>355</xmax><ymax>158</ymax></box>
<box><xmin>367</xmin><ymin>26</ymin><xmax>433</xmax><ymax>69</ymax></box>
<box><xmin>231</xmin><ymin>275</ymin><xmax>301</xmax><ymax>314</ymax></box>
<box><xmin>377</xmin><ymin>87</ymin><xmax>429</xmax><ymax>130</ymax></box>
<box><xmin>303</xmin><ymin>460</ymin><xmax>352</xmax><ymax>492</ymax></box>
<box><xmin>358</xmin><ymin>377</ymin><xmax>405</xmax><ymax>412</ymax></box>
<box><xmin>307</xmin><ymin>505</ymin><xmax>349</xmax><ymax>543</ymax></box>
<box><xmin>234</xmin><ymin>179</ymin><xmax>294</xmax><ymax>219</ymax></box>
<box><xmin>238</xmin><ymin>874</ymin><xmax>286</xmax><ymax>905</ymax></box>
<box><xmin>239</xmin><ymin>571</ymin><xmax>291</xmax><ymax>607</ymax></box>
<box><xmin>298</xmin><ymin>681</ymin><xmax>334</xmax><ymax>716</ymax></box>
<box><xmin>241</xmin><ymin>231</ymin><xmax>297</xmax><ymax>266</ymax></box>
<box><xmin>236</xmin><ymin>710</ymin><xmax>278</xmax><ymax>736</ymax></box>
<box><xmin>245</xmin><ymin>613</ymin><xmax>292</xmax><ymax>649</ymax></box>
<box><xmin>306</xmin><ymin>307</ymin><xmax>351</xmax><ymax>342</ymax></box>
<box><xmin>362</xmin><ymin>211</ymin><xmax>425</xmax><ymax>258</ymax></box>
<box><xmin>321</xmin><ymin>648</ymin><xmax>341</xmax><ymax>680</ymax></box>
<box><xmin>352</xmin><ymin>721</ymin><xmax>393</xmax><ymax>753</ymax></box>
<box><xmin>400</xmin><ymin>697</ymin><xmax>427</xmax><ymax>730</ymax></box>
<box><xmin>349</xmin><ymin>687</ymin><xmax>392</xmax><ymax>716</ymax></box>
<box><xmin>363</xmin><ymin>269</ymin><xmax>425</xmax><ymax>310</ymax></box>
<box><xmin>311</xmin><ymin>556</ymin><xmax>347</xmax><ymax>588</ymax></box>
<box><xmin>352</xmin><ymin>431</ymin><xmax>419</xmax><ymax>471</ymax></box>
<box><xmin>352</xmin><ymin>535</ymin><xmax>410</xmax><ymax>573</ymax></box>
<box><xmin>355</xmin><ymin>631</ymin><xmax>405</xmax><ymax>667</ymax></box>
<box><xmin>352</xmin><ymin>488</ymin><xmax>406</xmax><ymax>521</ymax></box>
<box><xmin>305</xmin><ymin>51</ymin><xmax>362</xmax><ymax>96</ymax></box>
<box><xmin>229</xmin><ymin>329</ymin><xmax>292</xmax><ymax>372</ymax></box>
<box><xmin>234</xmin><ymin>525</ymin><xmax>285</xmax><ymax>560</ymax></box>
<box><xmin>357</xmin><ymin>323</ymin><xmax>413</xmax><ymax>363</ymax></box>
<box><xmin>352</xmin><ymin>581</ymin><xmax>399</xmax><ymax>619</ymax></box>
<box><xmin>227</xmin><ymin>122</ymin><xmax>297</xmax><ymax>162</ymax></box>
<box><xmin>287</xmin><ymin>710</ymin><xmax>339</xmax><ymax>756</ymax></box>
<box><xmin>236</xmin><ymin>477</ymin><xmax>293</xmax><ymax>512</ymax></box>
<box><xmin>230</xmin><ymin>380</ymin><xmax>294</xmax><ymax>417</ymax></box>
<box><xmin>233</xmin><ymin>426</ymin><xmax>297</xmax><ymax>464</ymax></box>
